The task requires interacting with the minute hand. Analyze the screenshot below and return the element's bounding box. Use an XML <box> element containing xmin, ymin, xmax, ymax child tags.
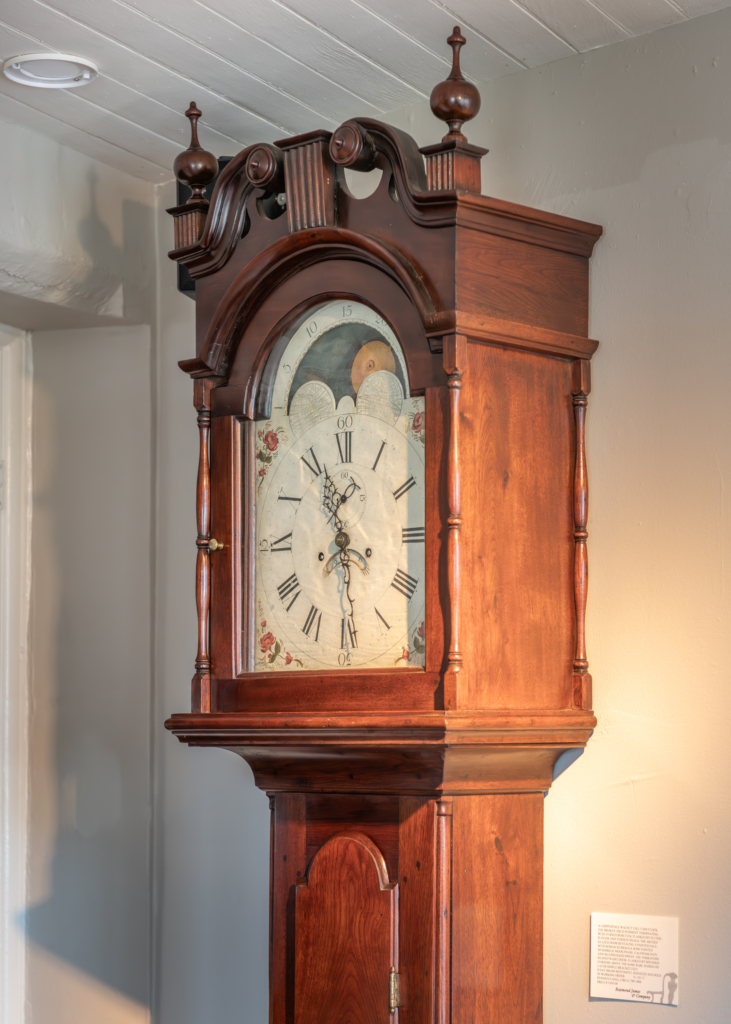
<box><xmin>322</xmin><ymin>465</ymin><xmax>345</xmax><ymax>528</ymax></box>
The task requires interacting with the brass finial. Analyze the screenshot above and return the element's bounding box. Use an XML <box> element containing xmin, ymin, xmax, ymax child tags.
<box><xmin>430</xmin><ymin>27</ymin><xmax>481</xmax><ymax>141</ymax></box>
<box><xmin>173</xmin><ymin>102</ymin><xmax>219</xmax><ymax>203</ymax></box>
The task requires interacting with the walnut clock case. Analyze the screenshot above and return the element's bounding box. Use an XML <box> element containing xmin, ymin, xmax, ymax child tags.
<box><xmin>166</xmin><ymin>29</ymin><xmax>601</xmax><ymax>1024</ymax></box>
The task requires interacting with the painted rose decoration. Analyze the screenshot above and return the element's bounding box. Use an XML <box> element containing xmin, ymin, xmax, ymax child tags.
<box><xmin>395</xmin><ymin>621</ymin><xmax>425</xmax><ymax>664</ymax></box>
<box><xmin>407</xmin><ymin>403</ymin><xmax>426</xmax><ymax>446</ymax></box>
<box><xmin>256</xmin><ymin>612</ymin><xmax>304</xmax><ymax>670</ymax></box>
<box><xmin>256</xmin><ymin>422</ymin><xmax>288</xmax><ymax>489</ymax></box>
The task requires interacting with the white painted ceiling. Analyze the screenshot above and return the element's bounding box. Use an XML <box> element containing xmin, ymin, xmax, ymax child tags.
<box><xmin>1</xmin><ymin>0</ymin><xmax>728</xmax><ymax>183</ymax></box>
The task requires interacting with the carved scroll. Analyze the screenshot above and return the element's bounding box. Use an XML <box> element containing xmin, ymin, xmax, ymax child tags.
<box><xmin>168</xmin><ymin>142</ymin><xmax>284</xmax><ymax>275</ymax></box>
<box><xmin>443</xmin><ymin>335</ymin><xmax>466</xmax><ymax>711</ymax></box>
<box><xmin>571</xmin><ymin>360</ymin><xmax>592</xmax><ymax>711</ymax></box>
<box><xmin>435</xmin><ymin>799</ymin><xmax>453</xmax><ymax>1024</ymax></box>
<box><xmin>193</xmin><ymin>379</ymin><xmax>214</xmax><ymax>712</ymax></box>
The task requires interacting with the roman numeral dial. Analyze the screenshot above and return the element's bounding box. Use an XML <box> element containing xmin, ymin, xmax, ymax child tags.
<box><xmin>335</xmin><ymin>431</ymin><xmax>352</xmax><ymax>464</ymax></box>
<box><xmin>393</xmin><ymin>476</ymin><xmax>416</xmax><ymax>501</ymax></box>
<box><xmin>270</xmin><ymin>532</ymin><xmax>293</xmax><ymax>552</ymax></box>
<box><xmin>300</xmin><ymin>447</ymin><xmax>322</xmax><ymax>478</ymax></box>
<box><xmin>277</xmin><ymin>573</ymin><xmax>301</xmax><ymax>611</ymax></box>
<box><xmin>391</xmin><ymin>569</ymin><xmax>418</xmax><ymax>600</ymax></box>
<box><xmin>341</xmin><ymin>616</ymin><xmax>358</xmax><ymax>649</ymax></box>
<box><xmin>303</xmin><ymin>605</ymin><xmax>322</xmax><ymax>641</ymax></box>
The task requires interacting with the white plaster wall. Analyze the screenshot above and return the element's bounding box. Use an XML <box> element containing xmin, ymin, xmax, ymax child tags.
<box><xmin>385</xmin><ymin>9</ymin><xmax>731</xmax><ymax>1022</ymax></box>
<box><xmin>28</xmin><ymin>325</ymin><xmax>153</xmax><ymax>1024</ymax></box>
<box><xmin>0</xmin><ymin>117</ymin><xmax>155</xmax><ymax>326</ymax></box>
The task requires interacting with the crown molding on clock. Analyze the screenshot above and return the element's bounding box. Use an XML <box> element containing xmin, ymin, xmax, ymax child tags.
<box><xmin>168</xmin><ymin>118</ymin><xmax>602</xmax><ymax>285</ymax></box>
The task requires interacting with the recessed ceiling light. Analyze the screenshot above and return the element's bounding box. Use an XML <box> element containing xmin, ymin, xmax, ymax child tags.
<box><xmin>3</xmin><ymin>53</ymin><xmax>98</xmax><ymax>89</ymax></box>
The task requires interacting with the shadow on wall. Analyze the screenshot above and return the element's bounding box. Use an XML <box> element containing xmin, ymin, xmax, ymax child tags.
<box><xmin>0</xmin><ymin>172</ymin><xmax>155</xmax><ymax>333</ymax></box>
<box><xmin>73</xmin><ymin>167</ymin><xmax>155</xmax><ymax>325</ymax></box>
<box><xmin>553</xmin><ymin>747</ymin><xmax>584</xmax><ymax>782</ymax></box>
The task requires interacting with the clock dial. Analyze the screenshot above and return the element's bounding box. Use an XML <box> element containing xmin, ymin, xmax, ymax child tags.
<box><xmin>253</xmin><ymin>300</ymin><xmax>425</xmax><ymax>671</ymax></box>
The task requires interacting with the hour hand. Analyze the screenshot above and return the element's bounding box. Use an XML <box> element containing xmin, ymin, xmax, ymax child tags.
<box><xmin>322</xmin><ymin>551</ymin><xmax>340</xmax><ymax>576</ymax></box>
<box><xmin>322</xmin><ymin>546</ymin><xmax>369</xmax><ymax>576</ymax></box>
<box><xmin>346</xmin><ymin>548</ymin><xmax>369</xmax><ymax>574</ymax></box>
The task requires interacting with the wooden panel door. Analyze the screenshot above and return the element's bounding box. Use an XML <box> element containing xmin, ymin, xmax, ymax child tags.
<box><xmin>295</xmin><ymin>832</ymin><xmax>398</xmax><ymax>1024</ymax></box>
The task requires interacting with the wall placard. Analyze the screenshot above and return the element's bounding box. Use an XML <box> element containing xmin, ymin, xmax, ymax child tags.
<box><xmin>590</xmin><ymin>912</ymin><xmax>678</xmax><ymax>1005</ymax></box>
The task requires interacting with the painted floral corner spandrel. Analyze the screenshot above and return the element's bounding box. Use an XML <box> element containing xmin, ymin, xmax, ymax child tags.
<box><xmin>406</xmin><ymin>399</ymin><xmax>425</xmax><ymax>447</ymax></box>
<box><xmin>395</xmin><ymin>620</ymin><xmax>425</xmax><ymax>666</ymax></box>
<box><xmin>256</xmin><ymin>600</ymin><xmax>306</xmax><ymax>670</ymax></box>
<box><xmin>256</xmin><ymin>422</ymin><xmax>288</xmax><ymax>491</ymax></box>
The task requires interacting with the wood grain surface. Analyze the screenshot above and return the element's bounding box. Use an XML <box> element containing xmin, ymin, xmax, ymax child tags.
<box><xmin>452</xmin><ymin>794</ymin><xmax>543</xmax><ymax>1024</ymax></box>
<box><xmin>457</xmin><ymin>229</ymin><xmax>590</xmax><ymax>338</ymax></box>
<box><xmin>295</xmin><ymin>832</ymin><xmax>397</xmax><ymax>1024</ymax></box>
<box><xmin>397</xmin><ymin>798</ymin><xmax>436</xmax><ymax>1024</ymax></box>
<box><xmin>305</xmin><ymin>822</ymin><xmax>399</xmax><ymax>882</ymax></box>
<box><xmin>434</xmin><ymin>799</ymin><xmax>453</xmax><ymax>1024</ymax></box>
<box><xmin>271</xmin><ymin>794</ymin><xmax>306</xmax><ymax>1024</ymax></box>
<box><xmin>460</xmin><ymin>342</ymin><xmax>574</xmax><ymax>710</ymax></box>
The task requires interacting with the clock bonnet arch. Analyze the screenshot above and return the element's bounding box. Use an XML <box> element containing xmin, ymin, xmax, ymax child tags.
<box><xmin>167</xmin><ymin>26</ymin><xmax>602</xmax><ymax>1024</ymax></box>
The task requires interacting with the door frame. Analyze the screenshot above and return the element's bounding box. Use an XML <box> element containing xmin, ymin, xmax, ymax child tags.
<box><xmin>0</xmin><ymin>325</ymin><xmax>32</xmax><ymax>1024</ymax></box>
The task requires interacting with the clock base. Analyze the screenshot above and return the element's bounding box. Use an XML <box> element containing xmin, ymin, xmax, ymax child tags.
<box><xmin>270</xmin><ymin>791</ymin><xmax>543</xmax><ymax>1024</ymax></box>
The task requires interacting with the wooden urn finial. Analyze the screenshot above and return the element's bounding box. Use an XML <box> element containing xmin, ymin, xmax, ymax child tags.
<box><xmin>173</xmin><ymin>102</ymin><xmax>218</xmax><ymax>203</ymax></box>
<box><xmin>430</xmin><ymin>27</ymin><xmax>481</xmax><ymax>141</ymax></box>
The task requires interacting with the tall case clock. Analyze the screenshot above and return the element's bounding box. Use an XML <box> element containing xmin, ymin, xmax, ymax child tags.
<box><xmin>166</xmin><ymin>28</ymin><xmax>601</xmax><ymax>1024</ymax></box>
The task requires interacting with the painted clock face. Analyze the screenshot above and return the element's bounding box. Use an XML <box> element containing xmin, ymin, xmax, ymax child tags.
<box><xmin>253</xmin><ymin>299</ymin><xmax>425</xmax><ymax>672</ymax></box>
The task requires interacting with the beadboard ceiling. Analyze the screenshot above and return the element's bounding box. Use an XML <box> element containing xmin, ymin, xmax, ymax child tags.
<box><xmin>0</xmin><ymin>0</ymin><xmax>728</xmax><ymax>183</ymax></box>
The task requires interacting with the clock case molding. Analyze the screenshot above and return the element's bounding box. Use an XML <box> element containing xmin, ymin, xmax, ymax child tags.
<box><xmin>165</xmin><ymin>39</ymin><xmax>602</xmax><ymax>1022</ymax></box>
<box><xmin>166</xmin><ymin>114</ymin><xmax>601</xmax><ymax>787</ymax></box>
